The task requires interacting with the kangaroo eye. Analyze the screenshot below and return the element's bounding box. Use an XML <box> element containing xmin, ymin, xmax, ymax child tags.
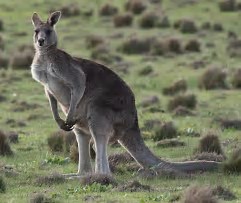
<box><xmin>46</xmin><ymin>29</ymin><xmax>52</xmax><ymax>35</ymax></box>
<box><xmin>34</xmin><ymin>29</ymin><xmax>39</xmax><ymax>34</ymax></box>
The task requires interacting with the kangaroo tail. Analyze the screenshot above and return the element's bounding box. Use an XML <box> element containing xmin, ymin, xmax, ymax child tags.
<box><xmin>118</xmin><ymin>122</ymin><xmax>220</xmax><ymax>173</ymax></box>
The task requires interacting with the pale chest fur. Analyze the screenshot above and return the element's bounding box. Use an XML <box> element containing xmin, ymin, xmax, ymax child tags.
<box><xmin>31</xmin><ymin>59</ymin><xmax>71</xmax><ymax>106</ymax></box>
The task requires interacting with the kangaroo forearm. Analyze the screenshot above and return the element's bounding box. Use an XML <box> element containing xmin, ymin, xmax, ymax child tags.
<box><xmin>46</xmin><ymin>89</ymin><xmax>61</xmax><ymax>121</ymax></box>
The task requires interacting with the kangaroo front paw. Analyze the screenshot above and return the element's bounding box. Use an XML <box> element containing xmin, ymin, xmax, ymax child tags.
<box><xmin>56</xmin><ymin>118</ymin><xmax>74</xmax><ymax>131</ymax></box>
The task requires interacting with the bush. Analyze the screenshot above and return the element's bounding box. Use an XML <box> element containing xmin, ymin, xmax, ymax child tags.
<box><xmin>196</xmin><ymin>132</ymin><xmax>224</xmax><ymax>155</ymax></box>
<box><xmin>139</xmin><ymin>12</ymin><xmax>159</xmax><ymax>28</ymax></box>
<box><xmin>0</xmin><ymin>130</ymin><xmax>13</xmax><ymax>156</ymax></box>
<box><xmin>99</xmin><ymin>3</ymin><xmax>118</xmax><ymax>16</ymax></box>
<box><xmin>113</xmin><ymin>13</ymin><xmax>133</xmax><ymax>27</ymax></box>
<box><xmin>223</xmin><ymin>148</ymin><xmax>241</xmax><ymax>173</ymax></box>
<box><xmin>185</xmin><ymin>39</ymin><xmax>201</xmax><ymax>52</ymax></box>
<box><xmin>219</xmin><ymin>0</ymin><xmax>236</xmax><ymax>12</ymax></box>
<box><xmin>168</xmin><ymin>94</ymin><xmax>197</xmax><ymax>111</ymax></box>
<box><xmin>119</xmin><ymin>36</ymin><xmax>153</xmax><ymax>54</ymax></box>
<box><xmin>199</xmin><ymin>67</ymin><xmax>227</xmax><ymax>90</ymax></box>
<box><xmin>125</xmin><ymin>0</ymin><xmax>147</xmax><ymax>15</ymax></box>
<box><xmin>0</xmin><ymin>176</ymin><xmax>6</xmax><ymax>193</ymax></box>
<box><xmin>152</xmin><ymin>121</ymin><xmax>178</xmax><ymax>141</ymax></box>
<box><xmin>180</xmin><ymin>185</ymin><xmax>219</xmax><ymax>203</ymax></box>
<box><xmin>162</xmin><ymin>79</ymin><xmax>187</xmax><ymax>96</ymax></box>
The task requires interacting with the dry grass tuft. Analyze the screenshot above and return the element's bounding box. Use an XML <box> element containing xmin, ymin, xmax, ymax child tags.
<box><xmin>86</xmin><ymin>35</ymin><xmax>105</xmax><ymax>49</ymax></box>
<box><xmin>231</xmin><ymin>68</ymin><xmax>241</xmax><ymax>88</ymax></box>
<box><xmin>99</xmin><ymin>3</ymin><xmax>118</xmax><ymax>16</ymax></box>
<box><xmin>0</xmin><ymin>176</ymin><xmax>6</xmax><ymax>193</ymax></box>
<box><xmin>223</xmin><ymin>148</ymin><xmax>241</xmax><ymax>173</ymax></box>
<box><xmin>118</xmin><ymin>180</ymin><xmax>151</xmax><ymax>192</ymax></box>
<box><xmin>162</xmin><ymin>79</ymin><xmax>187</xmax><ymax>96</ymax></box>
<box><xmin>0</xmin><ymin>130</ymin><xmax>13</xmax><ymax>156</ymax></box>
<box><xmin>192</xmin><ymin>152</ymin><xmax>225</xmax><ymax>162</ymax></box>
<box><xmin>199</xmin><ymin>67</ymin><xmax>227</xmax><ymax>90</ymax></box>
<box><xmin>185</xmin><ymin>39</ymin><xmax>201</xmax><ymax>52</ymax></box>
<box><xmin>113</xmin><ymin>13</ymin><xmax>133</xmax><ymax>27</ymax></box>
<box><xmin>168</xmin><ymin>94</ymin><xmax>197</xmax><ymax>111</ymax></box>
<box><xmin>125</xmin><ymin>0</ymin><xmax>147</xmax><ymax>15</ymax></box>
<box><xmin>156</xmin><ymin>138</ymin><xmax>185</xmax><ymax>148</ymax></box>
<box><xmin>119</xmin><ymin>36</ymin><xmax>153</xmax><ymax>54</ymax></box>
<box><xmin>139</xmin><ymin>12</ymin><xmax>159</xmax><ymax>28</ymax></box>
<box><xmin>219</xmin><ymin>119</ymin><xmax>241</xmax><ymax>130</ymax></box>
<box><xmin>80</xmin><ymin>174</ymin><xmax>116</xmax><ymax>186</ymax></box>
<box><xmin>10</xmin><ymin>45</ymin><xmax>34</xmax><ymax>69</ymax></box>
<box><xmin>29</xmin><ymin>193</ymin><xmax>51</xmax><ymax>203</ymax></box>
<box><xmin>175</xmin><ymin>19</ymin><xmax>198</xmax><ymax>33</ymax></box>
<box><xmin>152</xmin><ymin>121</ymin><xmax>178</xmax><ymax>141</ymax></box>
<box><xmin>219</xmin><ymin>0</ymin><xmax>236</xmax><ymax>12</ymax></box>
<box><xmin>196</xmin><ymin>132</ymin><xmax>224</xmax><ymax>155</ymax></box>
<box><xmin>108</xmin><ymin>152</ymin><xmax>134</xmax><ymax>166</ymax></box>
<box><xmin>35</xmin><ymin>173</ymin><xmax>65</xmax><ymax>186</ymax></box>
<box><xmin>173</xmin><ymin>106</ymin><xmax>195</xmax><ymax>117</ymax></box>
<box><xmin>180</xmin><ymin>185</ymin><xmax>219</xmax><ymax>203</ymax></box>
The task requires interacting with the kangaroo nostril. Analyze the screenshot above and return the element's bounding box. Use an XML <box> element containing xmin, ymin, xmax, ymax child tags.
<box><xmin>38</xmin><ymin>38</ymin><xmax>45</xmax><ymax>46</ymax></box>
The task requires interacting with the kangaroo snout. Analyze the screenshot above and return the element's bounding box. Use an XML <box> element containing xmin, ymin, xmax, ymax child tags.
<box><xmin>38</xmin><ymin>38</ymin><xmax>45</xmax><ymax>46</ymax></box>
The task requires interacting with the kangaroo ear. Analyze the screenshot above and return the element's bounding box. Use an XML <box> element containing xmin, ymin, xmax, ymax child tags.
<box><xmin>32</xmin><ymin>12</ymin><xmax>42</xmax><ymax>27</ymax></box>
<box><xmin>47</xmin><ymin>11</ymin><xmax>61</xmax><ymax>26</ymax></box>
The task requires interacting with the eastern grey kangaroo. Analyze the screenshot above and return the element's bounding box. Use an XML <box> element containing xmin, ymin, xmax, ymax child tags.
<box><xmin>31</xmin><ymin>11</ymin><xmax>219</xmax><ymax>178</ymax></box>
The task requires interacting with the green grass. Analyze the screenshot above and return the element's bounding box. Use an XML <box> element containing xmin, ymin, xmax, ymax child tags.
<box><xmin>0</xmin><ymin>0</ymin><xmax>241</xmax><ymax>202</ymax></box>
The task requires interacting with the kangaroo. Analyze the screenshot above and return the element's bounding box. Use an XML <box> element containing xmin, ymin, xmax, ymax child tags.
<box><xmin>31</xmin><ymin>11</ymin><xmax>220</xmax><ymax>178</ymax></box>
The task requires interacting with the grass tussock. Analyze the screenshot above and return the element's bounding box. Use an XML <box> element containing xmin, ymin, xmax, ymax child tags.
<box><xmin>152</xmin><ymin>121</ymin><xmax>178</xmax><ymax>141</ymax></box>
<box><xmin>35</xmin><ymin>173</ymin><xmax>65</xmax><ymax>186</ymax></box>
<box><xmin>213</xmin><ymin>23</ymin><xmax>224</xmax><ymax>31</ymax></box>
<box><xmin>140</xmin><ymin>95</ymin><xmax>159</xmax><ymax>107</ymax></box>
<box><xmin>227</xmin><ymin>38</ymin><xmax>241</xmax><ymax>57</ymax></box>
<box><xmin>6</xmin><ymin>131</ymin><xmax>18</xmax><ymax>143</ymax></box>
<box><xmin>108</xmin><ymin>152</ymin><xmax>134</xmax><ymax>166</ymax></box>
<box><xmin>138</xmin><ymin>64</ymin><xmax>153</xmax><ymax>76</ymax></box>
<box><xmin>80</xmin><ymin>174</ymin><xmax>116</xmax><ymax>186</ymax></box>
<box><xmin>192</xmin><ymin>152</ymin><xmax>225</xmax><ymax>162</ymax></box>
<box><xmin>213</xmin><ymin>185</ymin><xmax>236</xmax><ymax>201</ymax></box>
<box><xmin>219</xmin><ymin>0</ymin><xmax>236</xmax><ymax>12</ymax></box>
<box><xmin>156</xmin><ymin>15</ymin><xmax>170</xmax><ymax>28</ymax></box>
<box><xmin>185</xmin><ymin>39</ymin><xmax>201</xmax><ymax>52</ymax></box>
<box><xmin>180</xmin><ymin>185</ymin><xmax>219</xmax><ymax>203</ymax></box>
<box><xmin>173</xmin><ymin>106</ymin><xmax>195</xmax><ymax>117</ymax></box>
<box><xmin>231</xmin><ymin>68</ymin><xmax>241</xmax><ymax>88</ymax></box>
<box><xmin>162</xmin><ymin>79</ymin><xmax>187</xmax><ymax>96</ymax></box>
<box><xmin>156</xmin><ymin>138</ymin><xmax>185</xmax><ymax>148</ymax></box>
<box><xmin>0</xmin><ymin>35</ymin><xmax>4</xmax><ymax>50</ymax></box>
<box><xmin>219</xmin><ymin>118</ymin><xmax>241</xmax><ymax>130</ymax></box>
<box><xmin>0</xmin><ymin>51</ymin><xmax>9</xmax><ymax>68</ymax></box>
<box><xmin>113</xmin><ymin>13</ymin><xmax>133</xmax><ymax>27</ymax></box>
<box><xmin>0</xmin><ymin>130</ymin><xmax>13</xmax><ymax>156</ymax></box>
<box><xmin>99</xmin><ymin>3</ymin><xmax>118</xmax><ymax>16</ymax></box>
<box><xmin>199</xmin><ymin>67</ymin><xmax>227</xmax><ymax>90</ymax></box>
<box><xmin>0</xmin><ymin>20</ymin><xmax>3</xmax><ymax>31</ymax></box>
<box><xmin>119</xmin><ymin>36</ymin><xmax>153</xmax><ymax>54</ymax></box>
<box><xmin>118</xmin><ymin>180</ymin><xmax>151</xmax><ymax>192</ymax></box>
<box><xmin>29</xmin><ymin>193</ymin><xmax>52</xmax><ymax>203</ymax></box>
<box><xmin>175</xmin><ymin>19</ymin><xmax>198</xmax><ymax>33</ymax></box>
<box><xmin>223</xmin><ymin>148</ymin><xmax>241</xmax><ymax>173</ymax></box>
<box><xmin>69</xmin><ymin>142</ymin><xmax>78</xmax><ymax>163</ymax></box>
<box><xmin>86</xmin><ymin>35</ymin><xmax>105</xmax><ymax>49</ymax></box>
<box><xmin>54</xmin><ymin>3</ymin><xmax>80</xmax><ymax>17</ymax></box>
<box><xmin>0</xmin><ymin>176</ymin><xmax>6</xmax><ymax>193</ymax></box>
<box><xmin>125</xmin><ymin>0</ymin><xmax>147</xmax><ymax>15</ymax></box>
<box><xmin>196</xmin><ymin>132</ymin><xmax>224</xmax><ymax>155</ymax></box>
<box><xmin>47</xmin><ymin>130</ymin><xmax>76</xmax><ymax>153</ymax></box>
<box><xmin>139</xmin><ymin>12</ymin><xmax>159</xmax><ymax>28</ymax></box>
<box><xmin>10</xmin><ymin>45</ymin><xmax>34</xmax><ymax>69</ymax></box>
<box><xmin>168</xmin><ymin>94</ymin><xmax>197</xmax><ymax>111</ymax></box>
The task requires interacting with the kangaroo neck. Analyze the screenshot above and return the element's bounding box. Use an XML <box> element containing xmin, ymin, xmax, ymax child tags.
<box><xmin>35</xmin><ymin>43</ymin><xmax>58</xmax><ymax>57</ymax></box>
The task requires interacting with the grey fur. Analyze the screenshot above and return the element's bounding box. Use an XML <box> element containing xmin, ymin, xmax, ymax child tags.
<box><xmin>31</xmin><ymin>11</ymin><xmax>220</xmax><ymax>177</ymax></box>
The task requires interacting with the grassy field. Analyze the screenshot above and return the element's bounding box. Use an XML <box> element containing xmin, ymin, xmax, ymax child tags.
<box><xmin>0</xmin><ymin>0</ymin><xmax>241</xmax><ymax>202</ymax></box>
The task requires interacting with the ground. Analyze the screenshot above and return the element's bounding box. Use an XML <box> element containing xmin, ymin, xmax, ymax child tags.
<box><xmin>0</xmin><ymin>0</ymin><xmax>241</xmax><ymax>202</ymax></box>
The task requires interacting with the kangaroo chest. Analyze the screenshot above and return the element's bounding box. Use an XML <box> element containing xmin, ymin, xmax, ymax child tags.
<box><xmin>31</xmin><ymin>62</ymin><xmax>70</xmax><ymax>106</ymax></box>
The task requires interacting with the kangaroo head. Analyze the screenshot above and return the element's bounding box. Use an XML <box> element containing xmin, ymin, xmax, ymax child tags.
<box><xmin>31</xmin><ymin>11</ymin><xmax>61</xmax><ymax>48</ymax></box>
